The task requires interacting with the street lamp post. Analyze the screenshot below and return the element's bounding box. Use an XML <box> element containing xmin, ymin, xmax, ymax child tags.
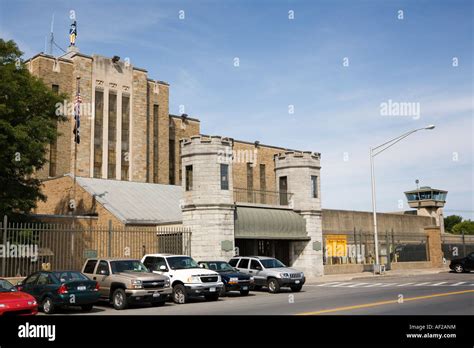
<box><xmin>370</xmin><ymin>125</ymin><xmax>435</xmax><ymax>273</ymax></box>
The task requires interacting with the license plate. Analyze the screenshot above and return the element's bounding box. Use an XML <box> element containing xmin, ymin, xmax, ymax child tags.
<box><xmin>209</xmin><ymin>287</ymin><xmax>216</xmax><ymax>292</ymax></box>
<box><xmin>242</xmin><ymin>286</ymin><xmax>248</xmax><ymax>290</ymax></box>
<box><xmin>295</xmin><ymin>280</ymin><xmax>300</xmax><ymax>284</ymax></box>
<box><xmin>77</xmin><ymin>286</ymin><xmax>86</xmax><ymax>291</ymax></box>
<box><xmin>152</xmin><ymin>293</ymin><xmax>160</xmax><ymax>298</ymax></box>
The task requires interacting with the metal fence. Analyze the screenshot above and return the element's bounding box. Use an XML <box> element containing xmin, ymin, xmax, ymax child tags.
<box><xmin>0</xmin><ymin>217</ymin><xmax>191</xmax><ymax>277</ymax></box>
<box><xmin>233</xmin><ymin>187</ymin><xmax>293</xmax><ymax>206</ymax></box>
<box><xmin>323</xmin><ymin>229</ymin><xmax>430</xmax><ymax>266</ymax></box>
<box><xmin>442</xmin><ymin>232</ymin><xmax>474</xmax><ymax>261</ymax></box>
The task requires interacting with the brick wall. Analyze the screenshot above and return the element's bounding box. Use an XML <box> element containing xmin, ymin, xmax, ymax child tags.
<box><xmin>169</xmin><ymin>116</ymin><xmax>200</xmax><ymax>185</ymax></box>
<box><xmin>147</xmin><ymin>81</ymin><xmax>170</xmax><ymax>184</ymax></box>
<box><xmin>26</xmin><ymin>55</ymin><xmax>75</xmax><ymax>179</ymax></box>
<box><xmin>232</xmin><ymin>141</ymin><xmax>286</xmax><ymax>192</ymax></box>
<box><xmin>131</xmin><ymin>69</ymin><xmax>148</xmax><ymax>181</ymax></box>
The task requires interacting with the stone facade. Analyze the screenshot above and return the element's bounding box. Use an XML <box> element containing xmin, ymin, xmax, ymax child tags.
<box><xmin>26</xmin><ymin>55</ymin><xmax>75</xmax><ymax>178</ymax></box>
<box><xmin>231</xmin><ymin>140</ymin><xmax>286</xmax><ymax>193</ymax></box>
<box><xmin>181</xmin><ymin>136</ymin><xmax>235</xmax><ymax>261</ymax></box>
<box><xmin>274</xmin><ymin>151</ymin><xmax>324</xmax><ymax>279</ymax></box>
<box><xmin>25</xmin><ymin>51</ymin><xmax>174</xmax><ymax>184</ymax></box>
<box><xmin>169</xmin><ymin>116</ymin><xmax>201</xmax><ymax>185</ymax></box>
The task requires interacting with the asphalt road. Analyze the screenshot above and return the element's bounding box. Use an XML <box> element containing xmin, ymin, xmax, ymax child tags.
<box><xmin>44</xmin><ymin>271</ymin><xmax>474</xmax><ymax>315</ymax></box>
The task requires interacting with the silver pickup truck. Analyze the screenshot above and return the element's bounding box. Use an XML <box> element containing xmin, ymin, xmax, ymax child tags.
<box><xmin>81</xmin><ymin>258</ymin><xmax>172</xmax><ymax>310</ymax></box>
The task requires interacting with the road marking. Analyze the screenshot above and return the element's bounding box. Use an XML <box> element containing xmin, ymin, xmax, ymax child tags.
<box><xmin>347</xmin><ymin>283</ymin><xmax>369</xmax><ymax>288</ymax></box>
<box><xmin>380</xmin><ymin>283</ymin><xmax>397</xmax><ymax>287</ymax></box>
<box><xmin>315</xmin><ymin>282</ymin><xmax>342</xmax><ymax>287</ymax></box>
<box><xmin>297</xmin><ymin>289</ymin><xmax>474</xmax><ymax>315</ymax></box>
<box><xmin>331</xmin><ymin>283</ymin><xmax>355</xmax><ymax>287</ymax></box>
<box><xmin>450</xmin><ymin>282</ymin><xmax>466</xmax><ymax>286</ymax></box>
<box><xmin>397</xmin><ymin>283</ymin><xmax>414</xmax><ymax>287</ymax></box>
<box><xmin>414</xmin><ymin>282</ymin><xmax>432</xmax><ymax>286</ymax></box>
<box><xmin>430</xmin><ymin>282</ymin><xmax>447</xmax><ymax>286</ymax></box>
<box><xmin>361</xmin><ymin>283</ymin><xmax>384</xmax><ymax>287</ymax></box>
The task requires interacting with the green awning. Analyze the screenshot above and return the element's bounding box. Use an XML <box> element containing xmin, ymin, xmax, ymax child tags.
<box><xmin>235</xmin><ymin>206</ymin><xmax>309</xmax><ymax>240</ymax></box>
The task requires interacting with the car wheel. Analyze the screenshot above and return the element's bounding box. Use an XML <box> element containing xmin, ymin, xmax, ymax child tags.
<box><xmin>173</xmin><ymin>284</ymin><xmax>188</xmax><ymax>304</ymax></box>
<box><xmin>240</xmin><ymin>289</ymin><xmax>250</xmax><ymax>296</ymax></box>
<box><xmin>112</xmin><ymin>288</ymin><xmax>128</xmax><ymax>310</ymax></box>
<box><xmin>42</xmin><ymin>297</ymin><xmax>55</xmax><ymax>314</ymax></box>
<box><xmin>290</xmin><ymin>285</ymin><xmax>303</xmax><ymax>292</ymax></box>
<box><xmin>81</xmin><ymin>304</ymin><xmax>94</xmax><ymax>312</ymax></box>
<box><xmin>267</xmin><ymin>278</ymin><xmax>280</xmax><ymax>294</ymax></box>
<box><xmin>453</xmin><ymin>264</ymin><xmax>465</xmax><ymax>273</ymax></box>
<box><xmin>219</xmin><ymin>286</ymin><xmax>227</xmax><ymax>297</ymax></box>
<box><xmin>204</xmin><ymin>293</ymin><xmax>219</xmax><ymax>301</ymax></box>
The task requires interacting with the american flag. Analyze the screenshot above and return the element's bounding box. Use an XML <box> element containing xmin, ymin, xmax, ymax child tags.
<box><xmin>73</xmin><ymin>85</ymin><xmax>82</xmax><ymax>144</ymax></box>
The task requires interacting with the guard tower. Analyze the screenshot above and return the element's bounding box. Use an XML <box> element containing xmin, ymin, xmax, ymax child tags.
<box><xmin>404</xmin><ymin>186</ymin><xmax>448</xmax><ymax>233</ymax></box>
<box><xmin>180</xmin><ymin>135</ymin><xmax>235</xmax><ymax>261</ymax></box>
<box><xmin>274</xmin><ymin>151</ymin><xmax>323</xmax><ymax>279</ymax></box>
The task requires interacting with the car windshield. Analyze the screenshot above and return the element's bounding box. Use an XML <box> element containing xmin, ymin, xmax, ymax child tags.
<box><xmin>0</xmin><ymin>279</ymin><xmax>16</xmax><ymax>292</ymax></box>
<box><xmin>202</xmin><ymin>262</ymin><xmax>234</xmax><ymax>272</ymax></box>
<box><xmin>111</xmin><ymin>260</ymin><xmax>149</xmax><ymax>274</ymax></box>
<box><xmin>260</xmin><ymin>258</ymin><xmax>286</xmax><ymax>268</ymax></box>
<box><xmin>53</xmin><ymin>271</ymin><xmax>88</xmax><ymax>283</ymax></box>
<box><xmin>167</xmin><ymin>256</ymin><xmax>200</xmax><ymax>270</ymax></box>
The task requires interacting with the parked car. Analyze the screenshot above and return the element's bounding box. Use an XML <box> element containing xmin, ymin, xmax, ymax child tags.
<box><xmin>142</xmin><ymin>254</ymin><xmax>223</xmax><ymax>304</ymax></box>
<box><xmin>449</xmin><ymin>252</ymin><xmax>474</xmax><ymax>273</ymax></box>
<box><xmin>82</xmin><ymin>258</ymin><xmax>172</xmax><ymax>310</ymax></box>
<box><xmin>17</xmin><ymin>271</ymin><xmax>99</xmax><ymax>314</ymax></box>
<box><xmin>0</xmin><ymin>279</ymin><xmax>38</xmax><ymax>316</ymax></box>
<box><xmin>198</xmin><ymin>260</ymin><xmax>253</xmax><ymax>296</ymax></box>
<box><xmin>229</xmin><ymin>256</ymin><xmax>305</xmax><ymax>293</ymax></box>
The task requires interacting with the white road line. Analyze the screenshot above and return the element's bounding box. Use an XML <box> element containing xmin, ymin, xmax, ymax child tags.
<box><xmin>362</xmin><ymin>283</ymin><xmax>384</xmax><ymax>287</ymax></box>
<box><xmin>397</xmin><ymin>283</ymin><xmax>415</xmax><ymax>287</ymax></box>
<box><xmin>347</xmin><ymin>283</ymin><xmax>369</xmax><ymax>288</ymax></box>
<box><xmin>414</xmin><ymin>282</ymin><xmax>432</xmax><ymax>286</ymax></box>
<box><xmin>430</xmin><ymin>282</ymin><xmax>448</xmax><ymax>286</ymax></box>
<box><xmin>331</xmin><ymin>283</ymin><xmax>353</xmax><ymax>287</ymax></box>
<box><xmin>380</xmin><ymin>283</ymin><xmax>397</xmax><ymax>287</ymax></box>
<box><xmin>450</xmin><ymin>282</ymin><xmax>467</xmax><ymax>286</ymax></box>
<box><xmin>315</xmin><ymin>282</ymin><xmax>342</xmax><ymax>287</ymax></box>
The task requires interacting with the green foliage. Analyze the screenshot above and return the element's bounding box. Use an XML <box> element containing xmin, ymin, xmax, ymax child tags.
<box><xmin>452</xmin><ymin>220</ymin><xmax>474</xmax><ymax>235</ymax></box>
<box><xmin>8</xmin><ymin>229</ymin><xmax>39</xmax><ymax>245</ymax></box>
<box><xmin>444</xmin><ymin>215</ymin><xmax>463</xmax><ymax>232</ymax></box>
<box><xmin>0</xmin><ymin>39</ymin><xmax>66</xmax><ymax>218</ymax></box>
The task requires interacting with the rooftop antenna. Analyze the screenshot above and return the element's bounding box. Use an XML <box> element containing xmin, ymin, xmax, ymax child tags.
<box><xmin>48</xmin><ymin>14</ymin><xmax>55</xmax><ymax>56</ymax></box>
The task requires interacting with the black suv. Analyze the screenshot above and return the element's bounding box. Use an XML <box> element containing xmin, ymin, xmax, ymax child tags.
<box><xmin>449</xmin><ymin>252</ymin><xmax>474</xmax><ymax>273</ymax></box>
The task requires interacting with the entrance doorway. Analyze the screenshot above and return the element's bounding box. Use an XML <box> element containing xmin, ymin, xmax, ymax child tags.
<box><xmin>235</xmin><ymin>239</ymin><xmax>290</xmax><ymax>266</ymax></box>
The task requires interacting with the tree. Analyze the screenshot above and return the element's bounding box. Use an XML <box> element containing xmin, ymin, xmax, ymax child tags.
<box><xmin>0</xmin><ymin>39</ymin><xmax>65</xmax><ymax>218</ymax></box>
<box><xmin>444</xmin><ymin>215</ymin><xmax>463</xmax><ymax>232</ymax></box>
<box><xmin>452</xmin><ymin>220</ymin><xmax>474</xmax><ymax>235</ymax></box>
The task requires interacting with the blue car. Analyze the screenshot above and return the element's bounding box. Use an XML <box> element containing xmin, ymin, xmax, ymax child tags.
<box><xmin>198</xmin><ymin>261</ymin><xmax>253</xmax><ymax>296</ymax></box>
<box><xmin>17</xmin><ymin>270</ymin><xmax>100</xmax><ymax>314</ymax></box>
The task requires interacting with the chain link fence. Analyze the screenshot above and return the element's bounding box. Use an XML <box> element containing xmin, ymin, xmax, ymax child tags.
<box><xmin>0</xmin><ymin>216</ymin><xmax>191</xmax><ymax>277</ymax></box>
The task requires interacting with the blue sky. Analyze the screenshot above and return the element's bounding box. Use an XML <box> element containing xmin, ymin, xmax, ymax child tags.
<box><xmin>1</xmin><ymin>0</ymin><xmax>473</xmax><ymax>219</ymax></box>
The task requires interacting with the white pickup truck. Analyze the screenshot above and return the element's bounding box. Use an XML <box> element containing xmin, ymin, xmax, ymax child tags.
<box><xmin>141</xmin><ymin>254</ymin><xmax>224</xmax><ymax>304</ymax></box>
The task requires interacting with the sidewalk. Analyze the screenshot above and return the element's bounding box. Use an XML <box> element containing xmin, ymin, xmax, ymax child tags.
<box><xmin>307</xmin><ymin>267</ymin><xmax>450</xmax><ymax>284</ymax></box>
